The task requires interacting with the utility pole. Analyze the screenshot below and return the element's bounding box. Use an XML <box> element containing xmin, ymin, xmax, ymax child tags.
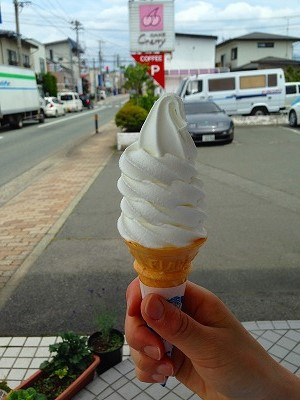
<box><xmin>13</xmin><ymin>0</ymin><xmax>22</xmax><ymax>66</ymax></box>
<box><xmin>13</xmin><ymin>1</ymin><xmax>31</xmax><ymax>67</ymax></box>
<box><xmin>71</xmin><ymin>20</ymin><xmax>83</xmax><ymax>93</ymax></box>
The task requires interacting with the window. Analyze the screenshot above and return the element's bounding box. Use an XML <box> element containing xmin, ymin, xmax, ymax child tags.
<box><xmin>257</xmin><ymin>42</ymin><xmax>274</xmax><ymax>48</ymax></box>
<box><xmin>208</xmin><ymin>78</ymin><xmax>235</xmax><ymax>91</ymax></box>
<box><xmin>40</xmin><ymin>58</ymin><xmax>45</xmax><ymax>74</ymax></box>
<box><xmin>186</xmin><ymin>80</ymin><xmax>203</xmax><ymax>95</ymax></box>
<box><xmin>268</xmin><ymin>74</ymin><xmax>277</xmax><ymax>87</ymax></box>
<box><xmin>49</xmin><ymin>49</ymin><xmax>53</xmax><ymax>60</ymax></box>
<box><xmin>7</xmin><ymin>49</ymin><xmax>17</xmax><ymax>66</ymax></box>
<box><xmin>286</xmin><ymin>85</ymin><xmax>297</xmax><ymax>94</ymax></box>
<box><xmin>220</xmin><ymin>54</ymin><xmax>225</xmax><ymax>66</ymax></box>
<box><xmin>23</xmin><ymin>54</ymin><xmax>30</xmax><ymax>68</ymax></box>
<box><xmin>231</xmin><ymin>47</ymin><xmax>238</xmax><ymax>60</ymax></box>
<box><xmin>240</xmin><ymin>75</ymin><xmax>266</xmax><ymax>89</ymax></box>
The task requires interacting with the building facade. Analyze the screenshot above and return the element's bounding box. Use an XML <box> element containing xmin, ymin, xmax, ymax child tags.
<box><xmin>165</xmin><ymin>33</ymin><xmax>218</xmax><ymax>92</ymax></box>
<box><xmin>216</xmin><ymin>32</ymin><xmax>300</xmax><ymax>70</ymax></box>
<box><xmin>44</xmin><ymin>38</ymin><xmax>83</xmax><ymax>92</ymax></box>
<box><xmin>0</xmin><ymin>30</ymin><xmax>37</xmax><ymax>69</ymax></box>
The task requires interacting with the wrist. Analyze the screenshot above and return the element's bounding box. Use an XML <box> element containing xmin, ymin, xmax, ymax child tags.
<box><xmin>263</xmin><ymin>361</ymin><xmax>300</xmax><ymax>400</ymax></box>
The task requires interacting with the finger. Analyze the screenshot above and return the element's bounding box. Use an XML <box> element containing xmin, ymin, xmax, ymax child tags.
<box><xmin>141</xmin><ymin>293</ymin><xmax>211</xmax><ymax>360</ymax></box>
<box><xmin>130</xmin><ymin>348</ymin><xmax>174</xmax><ymax>376</ymax></box>
<box><xmin>125</xmin><ymin>312</ymin><xmax>165</xmax><ymax>360</ymax></box>
<box><xmin>135</xmin><ymin>366</ymin><xmax>166</xmax><ymax>384</ymax></box>
<box><xmin>126</xmin><ymin>278</ymin><xmax>142</xmax><ymax>317</ymax></box>
<box><xmin>183</xmin><ymin>281</ymin><xmax>239</xmax><ymax>328</ymax></box>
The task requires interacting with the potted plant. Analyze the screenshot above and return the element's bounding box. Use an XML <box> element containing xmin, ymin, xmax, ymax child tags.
<box><xmin>88</xmin><ymin>311</ymin><xmax>124</xmax><ymax>375</ymax></box>
<box><xmin>6</xmin><ymin>387</ymin><xmax>47</xmax><ymax>400</ymax></box>
<box><xmin>0</xmin><ymin>380</ymin><xmax>11</xmax><ymax>400</ymax></box>
<box><xmin>14</xmin><ymin>332</ymin><xmax>100</xmax><ymax>400</ymax></box>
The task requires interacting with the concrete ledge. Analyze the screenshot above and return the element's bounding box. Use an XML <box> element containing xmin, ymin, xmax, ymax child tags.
<box><xmin>233</xmin><ymin>114</ymin><xmax>288</xmax><ymax>126</ymax></box>
<box><xmin>117</xmin><ymin>132</ymin><xmax>139</xmax><ymax>150</ymax></box>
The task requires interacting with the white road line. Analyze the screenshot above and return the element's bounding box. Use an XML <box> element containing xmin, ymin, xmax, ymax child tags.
<box><xmin>0</xmin><ymin>136</ymin><xmax>3</xmax><ymax>140</ymax></box>
<box><xmin>38</xmin><ymin>108</ymin><xmax>100</xmax><ymax>129</ymax></box>
<box><xmin>283</xmin><ymin>127</ymin><xmax>300</xmax><ymax>135</ymax></box>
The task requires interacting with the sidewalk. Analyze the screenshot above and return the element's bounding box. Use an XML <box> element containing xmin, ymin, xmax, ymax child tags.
<box><xmin>1</xmin><ymin>321</ymin><xmax>300</xmax><ymax>399</ymax></box>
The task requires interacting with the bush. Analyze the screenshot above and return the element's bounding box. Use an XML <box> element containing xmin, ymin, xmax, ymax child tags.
<box><xmin>131</xmin><ymin>95</ymin><xmax>158</xmax><ymax>112</ymax></box>
<box><xmin>115</xmin><ymin>103</ymin><xmax>148</xmax><ymax>132</ymax></box>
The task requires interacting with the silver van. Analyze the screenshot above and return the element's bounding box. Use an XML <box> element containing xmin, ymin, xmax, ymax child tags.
<box><xmin>57</xmin><ymin>92</ymin><xmax>83</xmax><ymax>112</ymax></box>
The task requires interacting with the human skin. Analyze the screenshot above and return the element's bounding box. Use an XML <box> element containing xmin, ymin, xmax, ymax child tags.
<box><xmin>125</xmin><ymin>278</ymin><xmax>300</xmax><ymax>400</ymax></box>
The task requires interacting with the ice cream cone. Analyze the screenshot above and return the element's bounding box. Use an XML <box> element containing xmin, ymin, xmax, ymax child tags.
<box><xmin>125</xmin><ymin>237</ymin><xmax>207</xmax><ymax>288</ymax></box>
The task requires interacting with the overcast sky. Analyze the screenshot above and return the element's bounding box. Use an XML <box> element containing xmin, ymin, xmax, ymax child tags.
<box><xmin>1</xmin><ymin>0</ymin><xmax>300</xmax><ymax>67</ymax></box>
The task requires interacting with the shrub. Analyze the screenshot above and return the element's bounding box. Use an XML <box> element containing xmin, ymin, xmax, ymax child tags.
<box><xmin>131</xmin><ymin>95</ymin><xmax>158</xmax><ymax>112</ymax></box>
<box><xmin>115</xmin><ymin>103</ymin><xmax>148</xmax><ymax>132</ymax></box>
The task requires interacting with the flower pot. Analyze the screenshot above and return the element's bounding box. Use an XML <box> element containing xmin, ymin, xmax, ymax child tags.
<box><xmin>15</xmin><ymin>355</ymin><xmax>100</xmax><ymax>400</ymax></box>
<box><xmin>88</xmin><ymin>329</ymin><xmax>124</xmax><ymax>375</ymax></box>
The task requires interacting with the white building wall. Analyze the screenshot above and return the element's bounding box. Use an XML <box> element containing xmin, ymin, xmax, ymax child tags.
<box><xmin>45</xmin><ymin>42</ymin><xmax>79</xmax><ymax>83</ymax></box>
<box><xmin>165</xmin><ymin>36</ymin><xmax>215</xmax><ymax>69</ymax></box>
<box><xmin>165</xmin><ymin>35</ymin><xmax>216</xmax><ymax>93</ymax></box>
<box><xmin>216</xmin><ymin>40</ymin><xmax>294</xmax><ymax>68</ymax></box>
<box><xmin>28</xmin><ymin>40</ymin><xmax>46</xmax><ymax>75</ymax></box>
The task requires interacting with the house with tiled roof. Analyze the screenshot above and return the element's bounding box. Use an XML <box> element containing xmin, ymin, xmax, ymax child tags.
<box><xmin>216</xmin><ymin>32</ymin><xmax>300</xmax><ymax>71</ymax></box>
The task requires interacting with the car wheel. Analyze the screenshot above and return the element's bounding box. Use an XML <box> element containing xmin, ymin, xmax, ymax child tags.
<box><xmin>251</xmin><ymin>107</ymin><xmax>268</xmax><ymax>116</ymax></box>
<box><xmin>289</xmin><ymin>110</ymin><xmax>298</xmax><ymax>127</ymax></box>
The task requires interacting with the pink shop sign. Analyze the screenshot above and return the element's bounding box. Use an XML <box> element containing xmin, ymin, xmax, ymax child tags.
<box><xmin>140</xmin><ymin>4</ymin><xmax>163</xmax><ymax>31</ymax></box>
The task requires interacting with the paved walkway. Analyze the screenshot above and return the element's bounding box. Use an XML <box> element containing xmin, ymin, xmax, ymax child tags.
<box><xmin>1</xmin><ymin>320</ymin><xmax>299</xmax><ymax>399</ymax></box>
<box><xmin>0</xmin><ymin>119</ymin><xmax>116</xmax><ymax>299</ymax></box>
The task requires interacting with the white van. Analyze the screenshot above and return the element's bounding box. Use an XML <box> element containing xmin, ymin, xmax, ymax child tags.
<box><xmin>57</xmin><ymin>92</ymin><xmax>83</xmax><ymax>112</ymax></box>
<box><xmin>285</xmin><ymin>82</ymin><xmax>300</xmax><ymax>108</ymax></box>
<box><xmin>176</xmin><ymin>69</ymin><xmax>286</xmax><ymax>116</ymax></box>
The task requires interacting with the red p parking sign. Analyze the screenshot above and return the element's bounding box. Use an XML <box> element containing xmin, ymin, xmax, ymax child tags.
<box><xmin>132</xmin><ymin>53</ymin><xmax>165</xmax><ymax>88</ymax></box>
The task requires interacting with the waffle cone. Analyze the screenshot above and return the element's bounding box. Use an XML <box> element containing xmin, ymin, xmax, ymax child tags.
<box><xmin>125</xmin><ymin>238</ymin><xmax>207</xmax><ymax>288</ymax></box>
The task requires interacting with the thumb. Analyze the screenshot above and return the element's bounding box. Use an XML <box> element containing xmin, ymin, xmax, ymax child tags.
<box><xmin>141</xmin><ymin>293</ymin><xmax>209</xmax><ymax>359</ymax></box>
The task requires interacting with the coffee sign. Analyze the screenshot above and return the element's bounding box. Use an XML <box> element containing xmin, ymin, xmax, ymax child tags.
<box><xmin>129</xmin><ymin>0</ymin><xmax>175</xmax><ymax>53</ymax></box>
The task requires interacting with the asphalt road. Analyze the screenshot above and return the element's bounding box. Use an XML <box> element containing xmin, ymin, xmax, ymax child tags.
<box><xmin>0</xmin><ymin>124</ymin><xmax>299</xmax><ymax>336</ymax></box>
<box><xmin>0</xmin><ymin>97</ymin><xmax>126</xmax><ymax>188</ymax></box>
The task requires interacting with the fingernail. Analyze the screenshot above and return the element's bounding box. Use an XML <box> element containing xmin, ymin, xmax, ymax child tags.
<box><xmin>152</xmin><ymin>374</ymin><xmax>165</xmax><ymax>383</ymax></box>
<box><xmin>143</xmin><ymin>346</ymin><xmax>161</xmax><ymax>360</ymax></box>
<box><xmin>156</xmin><ymin>363</ymin><xmax>173</xmax><ymax>376</ymax></box>
<box><xmin>145</xmin><ymin>296</ymin><xmax>164</xmax><ymax>320</ymax></box>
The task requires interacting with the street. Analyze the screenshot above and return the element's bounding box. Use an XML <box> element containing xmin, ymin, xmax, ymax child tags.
<box><xmin>0</xmin><ymin>97</ymin><xmax>126</xmax><ymax>188</ymax></box>
<box><xmin>0</xmin><ymin>123</ymin><xmax>299</xmax><ymax>335</ymax></box>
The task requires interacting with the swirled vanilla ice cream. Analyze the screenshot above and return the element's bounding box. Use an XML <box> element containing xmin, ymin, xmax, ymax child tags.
<box><xmin>118</xmin><ymin>93</ymin><xmax>207</xmax><ymax>361</ymax></box>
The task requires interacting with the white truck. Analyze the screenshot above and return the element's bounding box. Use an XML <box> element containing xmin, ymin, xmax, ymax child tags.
<box><xmin>0</xmin><ymin>65</ymin><xmax>45</xmax><ymax>128</ymax></box>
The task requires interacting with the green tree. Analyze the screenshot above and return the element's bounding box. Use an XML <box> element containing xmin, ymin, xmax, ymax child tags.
<box><xmin>42</xmin><ymin>73</ymin><xmax>57</xmax><ymax>96</ymax></box>
<box><xmin>123</xmin><ymin>63</ymin><xmax>153</xmax><ymax>96</ymax></box>
<box><xmin>284</xmin><ymin>66</ymin><xmax>300</xmax><ymax>82</ymax></box>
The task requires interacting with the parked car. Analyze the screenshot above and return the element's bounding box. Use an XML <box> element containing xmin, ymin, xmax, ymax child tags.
<box><xmin>285</xmin><ymin>82</ymin><xmax>300</xmax><ymax>108</ymax></box>
<box><xmin>288</xmin><ymin>102</ymin><xmax>300</xmax><ymax>127</ymax></box>
<box><xmin>79</xmin><ymin>94</ymin><xmax>94</xmax><ymax>109</ymax></box>
<box><xmin>57</xmin><ymin>92</ymin><xmax>83</xmax><ymax>112</ymax></box>
<box><xmin>100</xmin><ymin>90</ymin><xmax>106</xmax><ymax>100</ymax></box>
<box><xmin>44</xmin><ymin>97</ymin><xmax>65</xmax><ymax>117</ymax></box>
<box><xmin>184</xmin><ymin>101</ymin><xmax>234</xmax><ymax>144</ymax></box>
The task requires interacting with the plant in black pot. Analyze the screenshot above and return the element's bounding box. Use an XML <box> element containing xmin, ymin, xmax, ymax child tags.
<box><xmin>88</xmin><ymin>310</ymin><xmax>124</xmax><ymax>375</ymax></box>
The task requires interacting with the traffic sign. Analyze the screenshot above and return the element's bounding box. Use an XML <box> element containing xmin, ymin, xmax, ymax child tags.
<box><xmin>132</xmin><ymin>52</ymin><xmax>165</xmax><ymax>88</ymax></box>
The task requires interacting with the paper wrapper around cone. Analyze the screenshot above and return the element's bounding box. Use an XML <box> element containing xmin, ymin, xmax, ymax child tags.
<box><xmin>125</xmin><ymin>237</ymin><xmax>207</xmax><ymax>288</ymax></box>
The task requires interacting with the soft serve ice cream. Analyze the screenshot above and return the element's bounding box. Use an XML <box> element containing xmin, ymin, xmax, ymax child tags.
<box><xmin>117</xmin><ymin>93</ymin><xmax>206</xmax><ymax>248</ymax></box>
<box><xmin>118</xmin><ymin>93</ymin><xmax>207</xmax><ymax>367</ymax></box>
